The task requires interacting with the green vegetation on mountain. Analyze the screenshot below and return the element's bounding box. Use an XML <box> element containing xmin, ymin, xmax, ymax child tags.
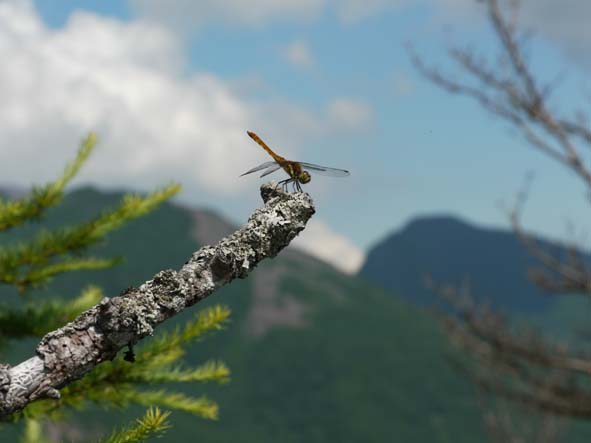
<box><xmin>3</xmin><ymin>186</ymin><xmax>489</xmax><ymax>442</ymax></box>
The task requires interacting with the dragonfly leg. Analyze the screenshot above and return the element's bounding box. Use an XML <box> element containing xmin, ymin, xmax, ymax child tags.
<box><xmin>277</xmin><ymin>179</ymin><xmax>291</xmax><ymax>192</ymax></box>
<box><xmin>295</xmin><ymin>181</ymin><xmax>302</xmax><ymax>192</ymax></box>
<box><xmin>275</xmin><ymin>179</ymin><xmax>289</xmax><ymax>191</ymax></box>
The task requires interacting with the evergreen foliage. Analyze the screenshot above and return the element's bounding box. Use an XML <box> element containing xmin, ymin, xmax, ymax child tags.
<box><xmin>0</xmin><ymin>133</ymin><xmax>96</xmax><ymax>233</ymax></box>
<box><xmin>21</xmin><ymin>306</ymin><xmax>231</xmax><ymax>421</ymax></box>
<box><xmin>0</xmin><ymin>134</ymin><xmax>230</xmax><ymax>442</ymax></box>
<box><xmin>102</xmin><ymin>407</ymin><xmax>171</xmax><ymax>443</ymax></box>
<box><xmin>0</xmin><ymin>285</ymin><xmax>103</xmax><ymax>339</ymax></box>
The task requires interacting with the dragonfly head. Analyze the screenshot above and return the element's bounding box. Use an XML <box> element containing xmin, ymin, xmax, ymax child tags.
<box><xmin>298</xmin><ymin>170</ymin><xmax>311</xmax><ymax>184</ymax></box>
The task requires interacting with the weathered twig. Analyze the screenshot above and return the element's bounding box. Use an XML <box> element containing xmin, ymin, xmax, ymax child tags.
<box><xmin>0</xmin><ymin>183</ymin><xmax>315</xmax><ymax>417</ymax></box>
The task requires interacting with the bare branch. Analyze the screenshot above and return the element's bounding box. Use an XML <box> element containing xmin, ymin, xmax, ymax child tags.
<box><xmin>0</xmin><ymin>183</ymin><xmax>315</xmax><ymax>417</ymax></box>
<box><xmin>410</xmin><ymin>0</ymin><xmax>591</xmax><ymax>187</ymax></box>
<box><xmin>435</xmin><ymin>281</ymin><xmax>591</xmax><ymax>418</ymax></box>
<box><xmin>509</xmin><ymin>192</ymin><xmax>591</xmax><ymax>295</ymax></box>
<box><xmin>478</xmin><ymin>393</ymin><xmax>565</xmax><ymax>443</ymax></box>
<box><xmin>414</xmin><ymin>0</ymin><xmax>591</xmax><ymax>429</ymax></box>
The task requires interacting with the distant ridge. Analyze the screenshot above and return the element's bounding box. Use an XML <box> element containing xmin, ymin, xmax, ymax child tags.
<box><xmin>0</xmin><ymin>184</ymin><xmax>27</xmax><ymax>199</ymax></box>
<box><xmin>359</xmin><ymin>215</ymin><xmax>582</xmax><ymax>313</ymax></box>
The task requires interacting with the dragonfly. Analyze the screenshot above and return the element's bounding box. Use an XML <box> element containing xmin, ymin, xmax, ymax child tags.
<box><xmin>241</xmin><ymin>131</ymin><xmax>350</xmax><ymax>192</ymax></box>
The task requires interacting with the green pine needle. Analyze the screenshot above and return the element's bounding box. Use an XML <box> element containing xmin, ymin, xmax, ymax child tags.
<box><xmin>66</xmin><ymin>285</ymin><xmax>105</xmax><ymax>315</ymax></box>
<box><xmin>45</xmin><ymin>305</ymin><xmax>230</xmax><ymax>423</ymax></box>
<box><xmin>129</xmin><ymin>391</ymin><xmax>219</xmax><ymax>420</ymax></box>
<box><xmin>128</xmin><ymin>360</ymin><xmax>231</xmax><ymax>384</ymax></box>
<box><xmin>0</xmin><ymin>183</ymin><xmax>180</xmax><ymax>290</ymax></box>
<box><xmin>20</xmin><ymin>418</ymin><xmax>45</xmax><ymax>443</ymax></box>
<box><xmin>16</xmin><ymin>257</ymin><xmax>122</xmax><ymax>291</ymax></box>
<box><xmin>136</xmin><ymin>305</ymin><xmax>231</xmax><ymax>363</ymax></box>
<box><xmin>103</xmin><ymin>407</ymin><xmax>171</xmax><ymax>443</ymax></box>
<box><xmin>0</xmin><ymin>286</ymin><xmax>104</xmax><ymax>337</ymax></box>
<box><xmin>0</xmin><ymin>133</ymin><xmax>96</xmax><ymax>232</ymax></box>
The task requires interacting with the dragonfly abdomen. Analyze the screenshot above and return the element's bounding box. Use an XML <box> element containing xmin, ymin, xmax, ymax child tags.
<box><xmin>247</xmin><ymin>131</ymin><xmax>286</xmax><ymax>163</ymax></box>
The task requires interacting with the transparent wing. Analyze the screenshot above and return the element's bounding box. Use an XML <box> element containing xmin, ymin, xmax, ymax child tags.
<box><xmin>299</xmin><ymin>162</ymin><xmax>350</xmax><ymax>177</ymax></box>
<box><xmin>240</xmin><ymin>161</ymin><xmax>277</xmax><ymax>177</ymax></box>
<box><xmin>259</xmin><ymin>163</ymin><xmax>283</xmax><ymax>178</ymax></box>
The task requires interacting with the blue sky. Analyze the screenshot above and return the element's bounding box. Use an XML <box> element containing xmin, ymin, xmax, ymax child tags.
<box><xmin>1</xmin><ymin>0</ymin><xmax>590</xmax><ymax>272</ymax></box>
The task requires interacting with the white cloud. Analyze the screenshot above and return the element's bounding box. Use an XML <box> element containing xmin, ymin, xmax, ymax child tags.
<box><xmin>518</xmin><ymin>0</ymin><xmax>591</xmax><ymax>66</ymax></box>
<box><xmin>282</xmin><ymin>41</ymin><xmax>314</xmax><ymax>69</ymax></box>
<box><xmin>327</xmin><ymin>98</ymin><xmax>373</xmax><ymax>130</ymax></box>
<box><xmin>291</xmin><ymin>219</ymin><xmax>365</xmax><ymax>274</ymax></box>
<box><xmin>0</xmin><ymin>0</ymin><xmax>370</xmax><ymax>196</ymax></box>
<box><xmin>0</xmin><ymin>0</ymin><xmax>258</xmax><ymax>194</ymax></box>
<box><xmin>432</xmin><ymin>0</ymin><xmax>591</xmax><ymax>69</ymax></box>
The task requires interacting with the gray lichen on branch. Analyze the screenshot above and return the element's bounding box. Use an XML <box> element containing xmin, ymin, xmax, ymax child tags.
<box><xmin>0</xmin><ymin>183</ymin><xmax>315</xmax><ymax>417</ymax></box>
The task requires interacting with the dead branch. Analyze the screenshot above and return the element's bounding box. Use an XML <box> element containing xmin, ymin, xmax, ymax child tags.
<box><xmin>409</xmin><ymin>0</ymin><xmax>591</xmax><ymax>187</ymax></box>
<box><xmin>478</xmin><ymin>393</ymin><xmax>565</xmax><ymax>443</ymax></box>
<box><xmin>0</xmin><ymin>183</ymin><xmax>315</xmax><ymax>417</ymax></box>
<box><xmin>510</xmin><ymin>209</ymin><xmax>591</xmax><ymax>295</ymax></box>
<box><xmin>436</xmin><ymin>281</ymin><xmax>591</xmax><ymax>419</ymax></box>
<box><xmin>412</xmin><ymin>0</ymin><xmax>591</xmax><ymax>431</ymax></box>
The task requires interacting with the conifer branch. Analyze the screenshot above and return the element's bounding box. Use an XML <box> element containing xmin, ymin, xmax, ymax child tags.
<box><xmin>0</xmin><ymin>184</ymin><xmax>315</xmax><ymax>417</ymax></box>
<box><xmin>0</xmin><ymin>286</ymin><xmax>103</xmax><ymax>339</ymax></box>
<box><xmin>21</xmin><ymin>417</ymin><xmax>44</xmax><ymax>443</ymax></box>
<box><xmin>126</xmin><ymin>360</ymin><xmax>231</xmax><ymax>384</ymax></box>
<box><xmin>125</xmin><ymin>390</ymin><xmax>218</xmax><ymax>419</ymax></box>
<box><xmin>0</xmin><ymin>185</ymin><xmax>180</xmax><ymax>291</ymax></box>
<box><xmin>0</xmin><ymin>134</ymin><xmax>97</xmax><ymax>232</ymax></box>
<box><xmin>30</xmin><ymin>305</ymin><xmax>232</xmax><ymax>418</ymax></box>
<box><xmin>102</xmin><ymin>407</ymin><xmax>171</xmax><ymax>443</ymax></box>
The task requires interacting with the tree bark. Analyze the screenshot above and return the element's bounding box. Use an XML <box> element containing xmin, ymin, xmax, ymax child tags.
<box><xmin>0</xmin><ymin>183</ymin><xmax>315</xmax><ymax>417</ymax></box>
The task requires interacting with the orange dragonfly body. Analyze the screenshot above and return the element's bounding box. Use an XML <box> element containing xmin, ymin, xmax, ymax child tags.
<box><xmin>241</xmin><ymin>131</ymin><xmax>350</xmax><ymax>192</ymax></box>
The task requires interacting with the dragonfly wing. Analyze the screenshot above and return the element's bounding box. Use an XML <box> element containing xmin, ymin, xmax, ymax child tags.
<box><xmin>259</xmin><ymin>163</ymin><xmax>283</xmax><ymax>178</ymax></box>
<box><xmin>240</xmin><ymin>161</ymin><xmax>277</xmax><ymax>176</ymax></box>
<box><xmin>299</xmin><ymin>162</ymin><xmax>350</xmax><ymax>177</ymax></box>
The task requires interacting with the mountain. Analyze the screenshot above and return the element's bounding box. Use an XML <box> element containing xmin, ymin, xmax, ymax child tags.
<box><xmin>0</xmin><ymin>184</ymin><xmax>26</xmax><ymax>200</ymax></box>
<box><xmin>5</xmin><ymin>190</ymin><xmax>591</xmax><ymax>442</ymax></box>
<box><xmin>1</xmin><ymin>187</ymin><xmax>487</xmax><ymax>442</ymax></box>
<box><xmin>359</xmin><ymin>215</ymin><xmax>588</xmax><ymax>313</ymax></box>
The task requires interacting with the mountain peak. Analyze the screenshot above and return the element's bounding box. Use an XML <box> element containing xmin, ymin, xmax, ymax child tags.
<box><xmin>360</xmin><ymin>215</ymin><xmax>574</xmax><ymax>313</ymax></box>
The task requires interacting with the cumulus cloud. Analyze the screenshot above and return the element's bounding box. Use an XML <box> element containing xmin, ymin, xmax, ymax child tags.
<box><xmin>0</xmin><ymin>0</ymin><xmax>371</xmax><ymax>196</ymax></box>
<box><xmin>291</xmin><ymin>219</ymin><xmax>365</xmax><ymax>274</ymax></box>
<box><xmin>0</xmin><ymin>0</ymin><xmax>257</xmax><ymax>193</ymax></box>
<box><xmin>281</xmin><ymin>41</ymin><xmax>315</xmax><ymax>69</ymax></box>
<box><xmin>433</xmin><ymin>0</ymin><xmax>591</xmax><ymax>69</ymax></box>
<box><xmin>518</xmin><ymin>0</ymin><xmax>591</xmax><ymax>66</ymax></box>
<box><xmin>327</xmin><ymin>98</ymin><xmax>373</xmax><ymax>130</ymax></box>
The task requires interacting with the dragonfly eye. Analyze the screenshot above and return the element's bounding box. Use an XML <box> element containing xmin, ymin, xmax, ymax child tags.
<box><xmin>299</xmin><ymin>171</ymin><xmax>311</xmax><ymax>184</ymax></box>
